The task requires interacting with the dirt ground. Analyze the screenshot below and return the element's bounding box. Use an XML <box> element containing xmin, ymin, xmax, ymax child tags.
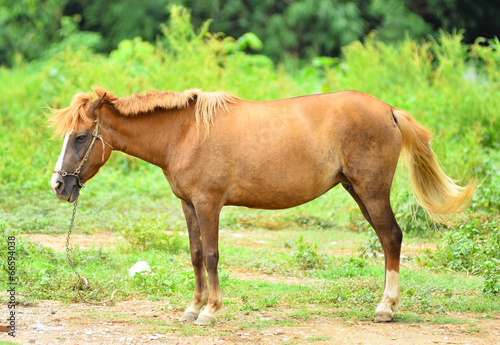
<box><xmin>2</xmin><ymin>234</ymin><xmax>499</xmax><ymax>345</ymax></box>
<box><xmin>2</xmin><ymin>298</ymin><xmax>499</xmax><ymax>345</ymax></box>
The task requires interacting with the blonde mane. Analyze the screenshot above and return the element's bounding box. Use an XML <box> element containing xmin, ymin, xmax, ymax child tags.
<box><xmin>48</xmin><ymin>87</ymin><xmax>235</xmax><ymax>136</ymax></box>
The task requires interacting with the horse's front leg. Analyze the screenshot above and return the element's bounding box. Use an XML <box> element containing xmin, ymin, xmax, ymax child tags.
<box><xmin>191</xmin><ymin>198</ymin><xmax>223</xmax><ymax>326</ymax></box>
<box><xmin>179</xmin><ymin>200</ymin><xmax>209</xmax><ymax>322</ymax></box>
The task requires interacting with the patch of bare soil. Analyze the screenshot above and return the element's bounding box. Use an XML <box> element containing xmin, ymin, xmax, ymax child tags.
<box><xmin>229</xmin><ymin>267</ymin><xmax>323</xmax><ymax>286</ymax></box>
<box><xmin>1</xmin><ymin>299</ymin><xmax>499</xmax><ymax>345</ymax></box>
<box><xmin>20</xmin><ymin>233</ymin><xmax>121</xmax><ymax>252</ymax></box>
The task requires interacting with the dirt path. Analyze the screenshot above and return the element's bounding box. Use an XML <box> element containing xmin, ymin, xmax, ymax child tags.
<box><xmin>18</xmin><ymin>233</ymin><xmax>121</xmax><ymax>252</ymax></box>
<box><xmin>3</xmin><ymin>233</ymin><xmax>498</xmax><ymax>345</ymax></box>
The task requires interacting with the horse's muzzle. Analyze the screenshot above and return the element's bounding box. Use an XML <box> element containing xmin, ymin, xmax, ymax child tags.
<box><xmin>51</xmin><ymin>173</ymin><xmax>80</xmax><ymax>203</ymax></box>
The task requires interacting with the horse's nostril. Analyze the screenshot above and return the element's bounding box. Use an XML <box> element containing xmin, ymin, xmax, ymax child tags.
<box><xmin>55</xmin><ymin>180</ymin><xmax>64</xmax><ymax>193</ymax></box>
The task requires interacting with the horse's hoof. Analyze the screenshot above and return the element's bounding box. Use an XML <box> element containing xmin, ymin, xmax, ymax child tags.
<box><xmin>179</xmin><ymin>311</ymin><xmax>199</xmax><ymax>322</ymax></box>
<box><xmin>374</xmin><ymin>310</ymin><xmax>394</xmax><ymax>323</ymax></box>
<box><xmin>193</xmin><ymin>314</ymin><xmax>216</xmax><ymax>326</ymax></box>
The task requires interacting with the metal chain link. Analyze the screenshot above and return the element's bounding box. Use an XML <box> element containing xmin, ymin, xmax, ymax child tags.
<box><xmin>65</xmin><ymin>199</ymin><xmax>125</xmax><ymax>304</ymax></box>
<box><xmin>65</xmin><ymin>199</ymin><xmax>90</xmax><ymax>290</ymax></box>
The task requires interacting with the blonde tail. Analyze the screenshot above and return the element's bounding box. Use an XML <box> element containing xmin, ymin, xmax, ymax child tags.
<box><xmin>392</xmin><ymin>109</ymin><xmax>476</xmax><ymax>221</ymax></box>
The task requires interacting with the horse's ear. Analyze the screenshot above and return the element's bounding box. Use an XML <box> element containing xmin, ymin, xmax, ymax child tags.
<box><xmin>87</xmin><ymin>93</ymin><xmax>107</xmax><ymax>116</ymax></box>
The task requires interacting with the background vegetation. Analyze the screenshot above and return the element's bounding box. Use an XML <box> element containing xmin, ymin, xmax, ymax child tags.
<box><xmin>2</xmin><ymin>0</ymin><xmax>500</xmax><ymax>65</ymax></box>
<box><xmin>0</xmin><ymin>1</ymin><xmax>499</xmax><ymax>325</ymax></box>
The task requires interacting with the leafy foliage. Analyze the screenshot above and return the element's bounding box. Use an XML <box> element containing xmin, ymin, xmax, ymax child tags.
<box><xmin>65</xmin><ymin>0</ymin><xmax>170</xmax><ymax>51</ymax></box>
<box><xmin>2</xmin><ymin>0</ymin><xmax>500</xmax><ymax>65</ymax></box>
<box><xmin>358</xmin><ymin>232</ymin><xmax>383</xmax><ymax>259</ymax></box>
<box><xmin>116</xmin><ymin>213</ymin><xmax>189</xmax><ymax>253</ymax></box>
<box><xmin>419</xmin><ymin>0</ymin><xmax>500</xmax><ymax>44</ymax></box>
<box><xmin>0</xmin><ymin>0</ymin><xmax>65</xmax><ymax>65</ymax></box>
<box><xmin>182</xmin><ymin>0</ymin><xmax>419</xmax><ymax>60</ymax></box>
<box><xmin>288</xmin><ymin>236</ymin><xmax>326</xmax><ymax>270</ymax></box>
<box><xmin>367</xmin><ymin>0</ymin><xmax>432</xmax><ymax>41</ymax></box>
<box><xmin>417</xmin><ymin>220</ymin><xmax>500</xmax><ymax>294</ymax></box>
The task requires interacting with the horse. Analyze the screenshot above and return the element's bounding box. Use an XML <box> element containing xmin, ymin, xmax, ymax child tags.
<box><xmin>49</xmin><ymin>87</ymin><xmax>475</xmax><ymax>325</ymax></box>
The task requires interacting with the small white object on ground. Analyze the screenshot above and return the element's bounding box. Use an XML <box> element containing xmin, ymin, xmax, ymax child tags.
<box><xmin>128</xmin><ymin>261</ymin><xmax>151</xmax><ymax>277</ymax></box>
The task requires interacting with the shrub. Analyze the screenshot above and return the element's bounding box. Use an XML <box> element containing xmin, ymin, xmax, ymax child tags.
<box><xmin>417</xmin><ymin>219</ymin><xmax>500</xmax><ymax>294</ymax></box>
<box><xmin>289</xmin><ymin>236</ymin><xmax>326</xmax><ymax>270</ymax></box>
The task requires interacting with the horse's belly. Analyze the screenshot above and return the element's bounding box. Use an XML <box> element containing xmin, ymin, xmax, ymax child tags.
<box><xmin>226</xmin><ymin>156</ymin><xmax>341</xmax><ymax>209</ymax></box>
<box><xmin>226</xmin><ymin>187</ymin><xmax>337</xmax><ymax>209</ymax></box>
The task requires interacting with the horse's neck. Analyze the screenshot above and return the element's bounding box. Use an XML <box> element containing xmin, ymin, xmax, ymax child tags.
<box><xmin>107</xmin><ymin>107</ymin><xmax>196</xmax><ymax>168</ymax></box>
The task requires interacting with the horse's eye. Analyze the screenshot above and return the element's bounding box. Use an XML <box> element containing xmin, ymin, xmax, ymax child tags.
<box><xmin>75</xmin><ymin>135</ymin><xmax>87</xmax><ymax>143</ymax></box>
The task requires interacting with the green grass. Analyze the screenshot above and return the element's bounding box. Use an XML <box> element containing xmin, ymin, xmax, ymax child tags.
<box><xmin>2</xmin><ymin>234</ymin><xmax>498</xmax><ymax>326</ymax></box>
<box><xmin>305</xmin><ymin>336</ymin><xmax>332</xmax><ymax>342</ymax></box>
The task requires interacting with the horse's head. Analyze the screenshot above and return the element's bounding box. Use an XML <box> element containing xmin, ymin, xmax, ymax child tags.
<box><xmin>50</xmin><ymin>93</ymin><xmax>114</xmax><ymax>203</ymax></box>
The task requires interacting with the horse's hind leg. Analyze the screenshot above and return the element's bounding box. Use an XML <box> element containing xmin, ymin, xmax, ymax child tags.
<box><xmin>179</xmin><ymin>200</ymin><xmax>209</xmax><ymax>322</ymax></box>
<box><xmin>346</xmin><ymin>182</ymin><xmax>402</xmax><ymax>322</ymax></box>
<box><xmin>365</xmin><ymin>197</ymin><xmax>402</xmax><ymax>322</ymax></box>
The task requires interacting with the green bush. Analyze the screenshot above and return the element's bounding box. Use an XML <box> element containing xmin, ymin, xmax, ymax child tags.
<box><xmin>289</xmin><ymin>236</ymin><xmax>326</xmax><ymax>270</ymax></box>
<box><xmin>117</xmin><ymin>214</ymin><xmax>188</xmax><ymax>253</ymax></box>
<box><xmin>417</xmin><ymin>220</ymin><xmax>500</xmax><ymax>294</ymax></box>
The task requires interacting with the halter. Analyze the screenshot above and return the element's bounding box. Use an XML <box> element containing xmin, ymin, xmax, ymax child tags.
<box><xmin>53</xmin><ymin>116</ymin><xmax>113</xmax><ymax>188</ymax></box>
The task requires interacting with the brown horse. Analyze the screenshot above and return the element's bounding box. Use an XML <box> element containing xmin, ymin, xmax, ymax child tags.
<box><xmin>49</xmin><ymin>87</ymin><xmax>475</xmax><ymax>325</ymax></box>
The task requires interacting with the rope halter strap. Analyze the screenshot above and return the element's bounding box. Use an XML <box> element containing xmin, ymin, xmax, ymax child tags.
<box><xmin>53</xmin><ymin>116</ymin><xmax>113</xmax><ymax>188</ymax></box>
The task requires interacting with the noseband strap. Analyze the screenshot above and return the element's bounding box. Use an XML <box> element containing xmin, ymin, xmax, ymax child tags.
<box><xmin>53</xmin><ymin>117</ymin><xmax>113</xmax><ymax>188</ymax></box>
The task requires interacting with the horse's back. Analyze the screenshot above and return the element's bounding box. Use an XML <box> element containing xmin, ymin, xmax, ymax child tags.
<box><xmin>225</xmin><ymin>90</ymin><xmax>401</xmax><ymax>166</ymax></box>
<box><xmin>229</xmin><ymin>90</ymin><xmax>396</xmax><ymax>131</ymax></box>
